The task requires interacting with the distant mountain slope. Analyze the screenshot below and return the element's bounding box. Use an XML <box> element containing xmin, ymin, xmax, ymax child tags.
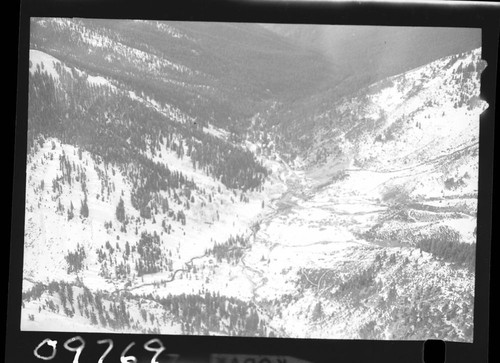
<box><xmin>307</xmin><ymin>48</ymin><xmax>485</xmax><ymax>199</ymax></box>
<box><xmin>170</xmin><ymin>21</ymin><xmax>334</xmax><ymax>100</ymax></box>
<box><xmin>30</xmin><ymin>18</ymin><xmax>334</xmax><ymax>129</ymax></box>
<box><xmin>259</xmin><ymin>39</ymin><xmax>484</xmax><ymax>158</ymax></box>
<box><xmin>261</xmin><ymin>24</ymin><xmax>481</xmax><ymax>95</ymax></box>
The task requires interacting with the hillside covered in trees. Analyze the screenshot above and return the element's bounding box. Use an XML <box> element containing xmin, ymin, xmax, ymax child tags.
<box><xmin>21</xmin><ymin>18</ymin><xmax>483</xmax><ymax>342</ymax></box>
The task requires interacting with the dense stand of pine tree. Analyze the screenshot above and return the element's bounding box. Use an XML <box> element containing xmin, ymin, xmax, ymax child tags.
<box><xmin>136</xmin><ymin>232</ymin><xmax>163</xmax><ymax>276</ymax></box>
<box><xmin>417</xmin><ymin>238</ymin><xmax>475</xmax><ymax>271</ymax></box>
<box><xmin>154</xmin><ymin>291</ymin><xmax>268</xmax><ymax>336</ymax></box>
<box><xmin>205</xmin><ymin>234</ymin><xmax>249</xmax><ymax>264</ymax></box>
<box><xmin>65</xmin><ymin>243</ymin><xmax>87</xmax><ymax>273</ymax></box>
<box><xmin>23</xmin><ymin>280</ymin><xmax>272</xmax><ymax>336</ymax></box>
<box><xmin>30</xmin><ymin>19</ymin><xmax>250</xmax><ymax>127</ymax></box>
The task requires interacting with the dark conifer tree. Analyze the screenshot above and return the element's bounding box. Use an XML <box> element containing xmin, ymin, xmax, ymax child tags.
<box><xmin>80</xmin><ymin>196</ymin><xmax>89</xmax><ymax>218</ymax></box>
<box><xmin>116</xmin><ymin>197</ymin><xmax>126</xmax><ymax>222</ymax></box>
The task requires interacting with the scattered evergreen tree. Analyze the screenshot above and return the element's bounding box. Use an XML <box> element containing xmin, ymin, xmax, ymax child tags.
<box><xmin>116</xmin><ymin>197</ymin><xmax>126</xmax><ymax>222</ymax></box>
<box><xmin>80</xmin><ymin>196</ymin><xmax>89</xmax><ymax>218</ymax></box>
<box><xmin>67</xmin><ymin>201</ymin><xmax>74</xmax><ymax>220</ymax></box>
<box><xmin>312</xmin><ymin>301</ymin><xmax>323</xmax><ymax>321</ymax></box>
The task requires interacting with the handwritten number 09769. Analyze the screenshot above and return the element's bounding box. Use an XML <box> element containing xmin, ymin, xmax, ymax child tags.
<box><xmin>34</xmin><ymin>336</ymin><xmax>167</xmax><ymax>363</ymax></box>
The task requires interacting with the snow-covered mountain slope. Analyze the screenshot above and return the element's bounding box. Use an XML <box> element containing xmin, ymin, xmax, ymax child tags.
<box><xmin>23</xmin><ymin>25</ymin><xmax>286</xmax><ymax>336</ymax></box>
<box><xmin>23</xmin><ymin>134</ymin><xmax>279</xmax><ymax>283</ymax></box>
<box><xmin>233</xmin><ymin>49</ymin><xmax>484</xmax><ymax>342</ymax></box>
<box><xmin>21</xmin><ymin>18</ymin><xmax>482</xmax><ymax>343</ymax></box>
<box><xmin>299</xmin><ymin>48</ymin><xmax>485</xmax><ymax>245</ymax></box>
<box><xmin>309</xmin><ymin>48</ymin><xmax>485</xmax><ymax>189</ymax></box>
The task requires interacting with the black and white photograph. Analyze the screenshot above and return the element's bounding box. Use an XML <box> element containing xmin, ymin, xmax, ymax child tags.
<box><xmin>21</xmin><ymin>18</ymin><xmax>485</xmax><ymax>342</ymax></box>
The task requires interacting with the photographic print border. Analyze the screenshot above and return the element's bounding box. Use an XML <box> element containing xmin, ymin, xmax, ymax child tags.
<box><xmin>7</xmin><ymin>1</ymin><xmax>499</xmax><ymax>362</ymax></box>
